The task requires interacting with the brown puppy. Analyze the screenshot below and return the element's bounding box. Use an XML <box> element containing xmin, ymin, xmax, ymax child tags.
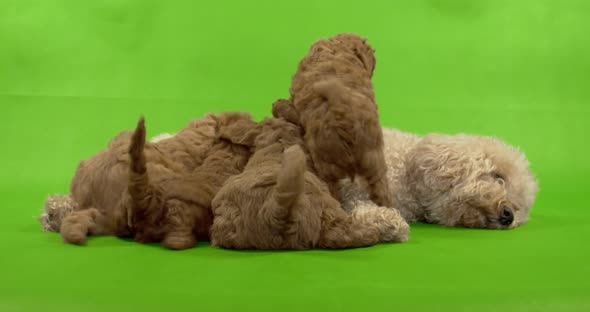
<box><xmin>58</xmin><ymin>112</ymin><xmax>255</xmax><ymax>245</ymax></box>
<box><xmin>120</xmin><ymin>117</ymin><xmax>251</xmax><ymax>250</ymax></box>
<box><xmin>210</xmin><ymin>117</ymin><xmax>409</xmax><ymax>250</ymax></box>
<box><xmin>286</xmin><ymin>33</ymin><xmax>392</xmax><ymax>208</ymax></box>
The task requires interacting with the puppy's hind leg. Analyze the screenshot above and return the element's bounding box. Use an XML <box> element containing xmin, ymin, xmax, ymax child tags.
<box><xmin>161</xmin><ymin>199</ymin><xmax>197</xmax><ymax>250</ymax></box>
<box><xmin>318</xmin><ymin>215</ymin><xmax>381</xmax><ymax>249</ymax></box>
<box><xmin>360</xmin><ymin>149</ymin><xmax>394</xmax><ymax>208</ymax></box>
<box><xmin>318</xmin><ymin>205</ymin><xmax>409</xmax><ymax>249</ymax></box>
<box><xmin>351</xmin><ymin>206</ymin><xmax>409</xmax><ymax>243</ymax></box>
<box><xmin>60</xmin><ymin>208</ymin><xmax>109</xmax><ymax>245</ymax></box>
<box><xmin>162</xmin><ymin>231</ymin><xmax>196</xmax><ymax>250</ymax></box>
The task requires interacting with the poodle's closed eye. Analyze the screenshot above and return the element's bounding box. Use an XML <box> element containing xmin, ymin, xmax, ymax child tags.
<box><xmin>493</xmin><ymin>173</ymin><xmax>505</xmax><ymax>185</ymax></box>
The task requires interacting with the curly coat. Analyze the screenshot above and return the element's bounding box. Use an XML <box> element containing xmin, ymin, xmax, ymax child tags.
<box><xmin>58</xmin><ymin>112</ymin><xmax>255</xmax><ymax>245</ymax></box>
<box><xmin>339</xmin><ymin>129</ymin><xmax>539</xmax><ymax>229</ymax></box>
<box><xmin>116</xmin><ymin>117</ymin><xmax>251</xmax><ymax>250</ymax></box>
<box><xmin>209</xmin><ymin>116</ymin><xmax>409</xmax><ymax>250</ymax></box>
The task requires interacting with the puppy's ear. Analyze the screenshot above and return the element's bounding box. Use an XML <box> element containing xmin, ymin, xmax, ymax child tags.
<box><xmin>217</xmin><ymin>113</ymin><xmax>261</xmax><ymax>146</ymax></box>
<box><xmin>272</xmin><ymin>99</ymin><xmax>300</xmax><ymax>125</ymax></box>
<box><xmin>353</xmin><ymin>40</ymin><xmax>376</xmax><ymax>76</ymax></box>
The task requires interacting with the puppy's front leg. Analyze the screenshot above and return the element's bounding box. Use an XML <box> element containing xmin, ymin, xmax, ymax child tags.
<box><xmin>162</xmin><ymin>230</ymin><xmax>196</xmax><ymax>250</ymax></box>
<box><xmin>60</xmin><ymin>208</ymin><xmax>108</xmax><ymax>245</ymax></box>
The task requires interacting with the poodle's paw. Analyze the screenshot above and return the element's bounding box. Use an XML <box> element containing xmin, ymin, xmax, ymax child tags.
<box><xmin>163</xmin><ymin>233</ymin><xmax>196</xmax><ymax>250</ymax></box>
<box><xmin>377</xmin><ymin>208</ymin><xmax>410</xmax><ymax>243</ymax></box>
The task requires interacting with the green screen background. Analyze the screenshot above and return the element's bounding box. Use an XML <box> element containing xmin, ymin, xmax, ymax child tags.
<box><xmin>1</xmin><ymin>0</ymin><xmax>588</xmax><ymax>311</ymax></box>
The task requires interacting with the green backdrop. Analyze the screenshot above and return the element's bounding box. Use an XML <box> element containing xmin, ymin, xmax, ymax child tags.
<box><xmin>1</xmin><ymin>0</ymin><xmax>589</xmax><ymax>311</ymax></box>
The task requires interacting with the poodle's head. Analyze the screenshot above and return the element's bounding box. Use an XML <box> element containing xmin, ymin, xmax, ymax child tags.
<box><xmin>405</xmin><ymin>134</ymin><xmax>538</xmax><ymax>229</ymax></box>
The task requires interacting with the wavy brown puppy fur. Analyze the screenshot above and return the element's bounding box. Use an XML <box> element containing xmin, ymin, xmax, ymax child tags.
<box><xmin>286</xmin><ymin>33</ymin><xmax>392</xmax><ymax>208</ymax></box>
<box><xmin>210</xmin><ymin>117</ymin><xmax>409</xmax><ymax>250</ymax></box>
<box><xmin>119</xmin><ymin>117</ymin><xmax>251</xmax><ymax>250</ymax></box>
<box><xmin>58</xmin><ymin>112</ymin><xmax>255</xmax><ymax>245</ymax></box>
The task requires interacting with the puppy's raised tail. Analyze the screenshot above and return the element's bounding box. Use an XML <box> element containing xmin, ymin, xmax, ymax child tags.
<box><xmin>267</xmin><ymin>145</ymin><xmax>306</xmax><ymax>229</ymax></box>
<box><xmin>128</xmin><ymin>117</ymin><xmax>162</xmax><ymax>223</ymax></box>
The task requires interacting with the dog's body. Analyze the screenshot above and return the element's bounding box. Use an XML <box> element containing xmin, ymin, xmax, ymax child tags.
<box><xmin>210</xmin><ymin>117</ymin><xmax>409</xmax><ymax>250</ymax></box>
<box><xmin>56</xmin><ymin>112</ymin><xmax>255</xmax><ymax>244</ymax></box>
<box><xmin>340</xmin><ymin>129</ymin><xmax>538</xmax><ymax>229</ymax></box>
<box><xmin>286</xmin><ymin>33</ymin><xmax>393</xmax><ymax>208</ymax></box>
<box><xmin>119</xmin><ymin>118</ymin><xmax>251</xmax><ymax>250</ymax></box>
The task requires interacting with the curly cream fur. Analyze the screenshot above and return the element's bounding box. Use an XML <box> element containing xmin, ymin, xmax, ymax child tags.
<box><xmin>340</xmin><ymin>129</ymin><xmax>538</xmax><ymax>229</ymax></box>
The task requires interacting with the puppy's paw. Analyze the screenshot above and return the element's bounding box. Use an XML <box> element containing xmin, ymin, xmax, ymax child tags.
<box><xmin>353</xmin><ymin>206</ymin><xmax>409</xmax><ymax>243</ymax></box>
<box><xmin>163</xmin><ymin>233</ymin><xmax>196</xmax><ymax>250</ymax></box>
<box><xmin>61</xmin><ymin>226</ymin><xmax>88</xmax><ymax>245</ymax></box>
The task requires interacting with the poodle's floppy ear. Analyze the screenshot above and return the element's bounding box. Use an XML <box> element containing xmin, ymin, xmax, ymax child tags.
<box><xmin>405</xmin><ymin>135</ymin><xmax>473</xmax><ymax>199</ymax></box>
<box><xmin>216</xmin><ymin>112</ymin><xmax>261</xmax><ymax>146</ymax></box>
<box><xmin>272</xmin><ymin>99</ymin><xmax>300</xmax><ymax>125</ymax></box>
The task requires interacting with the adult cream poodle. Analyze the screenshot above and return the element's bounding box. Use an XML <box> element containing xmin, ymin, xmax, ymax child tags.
<box><xmin>340</xmin><ymin>129</ymin><xmax>538</xmax><ymax>229</ymax></box>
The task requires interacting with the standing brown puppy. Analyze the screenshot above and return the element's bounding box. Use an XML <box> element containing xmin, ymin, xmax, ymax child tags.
<box><xmin>287</xmin><ymin>33</ymin><xmax>393</xmax><ymax>207</ymax></box>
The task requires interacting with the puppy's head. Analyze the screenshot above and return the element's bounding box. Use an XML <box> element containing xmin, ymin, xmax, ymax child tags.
<box><xmin>406</xmin><ymin>134</ymin><xmax>538</xmax><ymax>229</ymax></box>
<box><xmin>219</xmin><ymin>115</ymin><xmax>303</xmax><ymax>150</ymax></box>
<box><xmin>272</xmin><ymin>99</ymin><xmax>300</xmax><ymax>125</ymax></box>
<box><xmin>334</xmin><ymin>33</ymin><xmax>376</xmax><ymax>76</ymax></box>
<box><xmin>254</xmin><ymin>118</ymin><xmax>303</xmax><ymax>149</ymax></box>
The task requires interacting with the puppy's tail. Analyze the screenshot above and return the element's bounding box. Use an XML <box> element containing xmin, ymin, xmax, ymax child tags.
<box><xmin>128</xmin><ymin>117</ymin><xmax>162</xmax><ymax>223</ymax></box>
<box><xmin>267</xmin><ymin>145</ymin><xmax>306</xmax><ymax>227</ymax></box>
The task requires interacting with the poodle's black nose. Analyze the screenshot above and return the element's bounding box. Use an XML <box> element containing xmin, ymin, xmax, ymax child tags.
<box><xmin>499</xmin><ymin>206</ymin><xmax>514</xmax><ymax>226</ymax></box>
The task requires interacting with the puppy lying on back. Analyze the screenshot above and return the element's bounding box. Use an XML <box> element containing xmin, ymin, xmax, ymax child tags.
<box><xmin>210</xmin><ymin>117</ymin><xmax>409</xmax><ymax>250</ymax></box>
<box><xmin>52</xmin><ymin>112</ymin><xmax>254</xmax><ymax>244</ymax></box>
<box><xmin>286</xmin><ymin>33</ymin><xmax>393</xmax><ymax>208</ymax></box>
<box><xmin>120</xmin><ymin>117</ymin><xmax>250</xmax><ymax>249</ymax></box>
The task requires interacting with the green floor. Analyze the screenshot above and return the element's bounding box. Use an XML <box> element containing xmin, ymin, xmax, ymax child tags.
<box><xmin>1</xmin><ymin>1</ymin><xmax>589</xmax><ymax>311</ymax></box>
